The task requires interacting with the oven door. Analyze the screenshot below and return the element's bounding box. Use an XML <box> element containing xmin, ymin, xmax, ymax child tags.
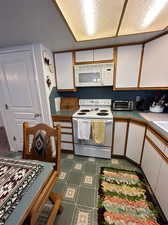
<box><xmin>72</xmin><ymin>118</ymin><xmax>113</xmax><ymax>147</ymax></box>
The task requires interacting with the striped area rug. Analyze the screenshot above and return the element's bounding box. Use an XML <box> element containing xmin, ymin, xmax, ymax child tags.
<box><xmin>98</xmin><ymin>167</ymin><xmax>165</xmax><ymax>225</ymax></box>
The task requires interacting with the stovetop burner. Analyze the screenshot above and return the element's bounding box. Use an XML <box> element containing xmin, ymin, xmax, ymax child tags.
<box><xmin>77</xmin><ymin>112</ymin><xmax>86</xmax><ymax>115</ymax></box>
<box><xmin>100</xmin><ymin>109</ymin><xmax>108</xmax><ymax>112</ymax></box>
<box><xmin>80</xmin><ymin>109</ymin><xmax>90</xmax><ymax>112</ymax></box>
<box><xmin>97</xmin><ymin>112</ymin><xmax>109</xmax><ymax>116</ymax></box>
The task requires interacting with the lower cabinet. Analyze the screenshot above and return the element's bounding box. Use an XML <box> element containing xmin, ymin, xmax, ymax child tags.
<box><xmin>52</xmin><ymin>116</ymin><xmax>74</xmax><ymax>152</ymax></box>
<box><xmin>141</xmin><ymin>137</ymin><xmax>162</xmax><ymax>192</ymax></box>
<box><xmin>126</xmin><ymin>121</ymin><xmax>146</xmax><ymax>164</ymax></box>
<box><xmin>155</xmin><ymin>159</ymin><xmax>168</xmax><ymax>219</ymax></box>
<box><xmin>112</xmin><ymin>119</ymin><xmax>128</xmax><ymax>155</ymax></box>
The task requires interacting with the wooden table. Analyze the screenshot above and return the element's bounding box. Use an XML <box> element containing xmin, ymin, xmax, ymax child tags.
<box><xmin>3</xmin><ymin>159</ymin><xmax>54</xmax><ymax>225</ymax></box>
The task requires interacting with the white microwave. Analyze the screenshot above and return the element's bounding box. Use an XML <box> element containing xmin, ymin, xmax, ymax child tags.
<box><xmin>74</xmin><ymin>63</ymin><xmax>113</xmax><ymax>87</ymax></box>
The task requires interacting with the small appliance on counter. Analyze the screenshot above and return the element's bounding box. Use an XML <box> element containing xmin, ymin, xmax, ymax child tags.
<box><xmin>149</xmin><ymin>94</ymin><xmax>168</xmax><ymax>113</ymax></box>
<box><xmin>112</xmin><ymin>100</ymin><xmax>134</xmax><ymax>111</ymax></box>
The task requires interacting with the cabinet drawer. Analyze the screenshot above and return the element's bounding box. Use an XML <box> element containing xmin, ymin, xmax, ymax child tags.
<box><xmin>53</xmin><ymin>121</ymin><xmax>72</xmax><ymax>128</ymax></box>
<box><xmin>146</xmin><ymin>129</ymin><xmax>166</xmax><ymax>151</ymax></box>
<box><xmin>61</xmin><ymin>134</ymin><xmax>72</xmax><ymax>142</ymax></box>
<box><xmin>61</xmin><ymin>142</ymin><xmax>73</xmax><ymax>150</ymax></box>
<box><xmin>61</xmin><ymin>127</ymin><xmax>72</xmax><ymax>133</ymax></box>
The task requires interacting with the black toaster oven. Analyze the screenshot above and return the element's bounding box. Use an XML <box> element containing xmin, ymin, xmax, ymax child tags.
<box><xmin>112</xmin><ymin>100</ymin><xmax>134</xmax><ymax>111</ymax></box>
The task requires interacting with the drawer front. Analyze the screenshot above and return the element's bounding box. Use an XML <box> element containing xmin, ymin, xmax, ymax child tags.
<box><xmin>61</xmin><ymin>134</ymin><xmax>73</xmax><ymax>142</ymax></box>
<box><xmin>54</xmin><ymin>122</ymin><xmax>72</xmax><ymax>128</ymax></box>
<box><xmin>61</xmin><ymin>142</ymin><xmax>73</xmax><ymax>150</ymax></box>
<box><xmin>61</xmin><ymin>127</ymin><xmax>72</xmax><ymax>133</ymax></box>
<box><xmin>146</xmin><ymin>129</ymin><xmax>166</xmax><ymax>151</ymax></box>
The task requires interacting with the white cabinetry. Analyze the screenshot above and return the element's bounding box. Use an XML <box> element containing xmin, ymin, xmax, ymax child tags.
<box><xmin>126</xmin><ymin>122</ymin><xmax>146</xmax><ymax>164</ymax></box>
<box><xmin>75</xmin><ymin>48</ymin><xmax>113</xmax><ymax>63</ymax></box>
<box><xmin>155</xmin><ymin>159</ymin><xmax>168</xmax><ymax>219</ymax></box>
<box><xmin>113</xmin><ymin>120</ymin><xmax>128</xmax><ymax>155</ymax></box>
<box><xmin>115</xmin><ymin>45</ymin><xmax>142</xmax><ymax>88</ymax></box>
<box><xmin>141</xmin><ymin>138</ymin><xmax>162</xmax><ymax>192</ymax></box>
<box><xmin>140</xmin><ymin>34</ymin><xmax>168</xmax><ymax>88</ymax></box>
<box><xmin>54</xmin><ymin>52</ymin><xmax>75</xmax><ymax>90</ymax></box>
<box><xmin>75</xmin><ymin>50</ymin><xmax>93</xmax><ymax>63</ymax></box>
<box><xmin>94</xmin><ymin>48</ymin><xmax>113</xmax><ymax>61</ymax></box>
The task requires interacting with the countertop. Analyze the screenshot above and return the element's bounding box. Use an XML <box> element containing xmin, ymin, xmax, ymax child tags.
<box><xmin>52</xmin><ymin>110</ymin><xmax>168</xmax><ymax>141</ymax></box>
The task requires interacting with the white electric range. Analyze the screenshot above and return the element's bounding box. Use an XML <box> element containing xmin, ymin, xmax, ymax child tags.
<box><xmin>72</xmin><ymin>99</ymin><xmax>113</xmax><ymax>159</ymax></box>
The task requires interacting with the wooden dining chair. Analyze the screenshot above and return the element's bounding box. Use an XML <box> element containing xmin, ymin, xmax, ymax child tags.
<box><xmin>23</xmin><ymin>122</ymin><xmax>62</xmax><ymax>225</ymax></box>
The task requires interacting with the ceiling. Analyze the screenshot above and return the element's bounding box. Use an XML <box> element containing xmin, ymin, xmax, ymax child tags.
<box><xmin>54</xmin><ymin>0</ymin><xmax>168</xmax><ymax>41</ymax></box>
<box><xmin>0</xmin><ymin>0</ymin><xmax>167</xmax><ymax>51</ymax></box>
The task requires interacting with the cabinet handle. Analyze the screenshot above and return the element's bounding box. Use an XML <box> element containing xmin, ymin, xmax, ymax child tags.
<box><xmin>5</xmin><ymin>104</ymin><xmax>9</xmax><ymax>110</ymax></box>
<box><xmin>13</xmin><ymin>136</ymin><xmax>16</xmax><ymax>141</ymax></box>
<box><xmin>34</xmin><ymin>113</ymin><xmax>42</xmax><ymax>118</ymax></box>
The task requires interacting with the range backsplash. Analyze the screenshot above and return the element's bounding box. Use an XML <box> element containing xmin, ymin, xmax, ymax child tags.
<box><xmin>49</xmin><ymin>87</ymin><xmax>168</xmax><ymax>114</ymax></box>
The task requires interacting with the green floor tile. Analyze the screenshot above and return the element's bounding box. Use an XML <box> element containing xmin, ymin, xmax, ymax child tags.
<box><xmin>77</xmin><ymin>187</ymin><xmax>95</xmax><ymax>208</ymax></box>
<box><xmin>67</xmin><ymin>171</ymin><xmax>83</xmax><ymax>185</ymax></box>
<box><xmin>84</xmin><ymin>162</ymin><xmax>97</xmax><ymax>174</ymax></box>
<box><xmin>54</xmin><ymin>201</ymin><xmax>75</xmax><ymax>225</ymax></box>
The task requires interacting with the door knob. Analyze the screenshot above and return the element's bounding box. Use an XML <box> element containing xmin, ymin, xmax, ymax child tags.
<box><xmin>34</xmin><ymin>113</ymin><xmax>42</xmax><ymax>118</ymax></box>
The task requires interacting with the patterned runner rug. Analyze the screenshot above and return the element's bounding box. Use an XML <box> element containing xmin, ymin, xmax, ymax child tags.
<box><xmin>98</xmin><ymin>167</ymin><xmax>165</xmax><ymax>225</ymax></box>
<box><xmin>0</xmin><ymin>158</ymin><xmax>43</xmax><ymax>224</ymax></box>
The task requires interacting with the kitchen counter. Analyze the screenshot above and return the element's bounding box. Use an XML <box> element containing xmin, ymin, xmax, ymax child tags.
<box><xmin>52</xmin><ymin>110</ymin><xmax>168</xmax><ymax>141</ymax></box>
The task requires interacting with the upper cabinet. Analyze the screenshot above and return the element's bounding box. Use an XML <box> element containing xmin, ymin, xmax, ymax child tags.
<box><xmin>140</xmin><ymin>34</ymin><xmax>168</xmax><ymax>88</ymax></box>
<box><xmin>114</xmin><ymin>45</ymin><xmax>142</xmax><ymax>89</ymax></box>
<box><xmin>75</xmin><ymin>50</ymin><xmax>93</xmax><ymax>63</ymax></box>
<box><xmin>54</xmin><ymin>52</ymin><xmax>76</xmax><ymax>91</ymax></box>
<box><xmin>75</xmin><ymin>48</ymin><xmax>113</xmax><ymax>63</ymax></box>
<box><xmin>93</xmin><ymin>48</ymin><xmax>113</xmax><ymax>61</ymax></box>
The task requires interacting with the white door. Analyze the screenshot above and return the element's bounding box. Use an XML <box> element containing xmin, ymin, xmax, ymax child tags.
<box><xmin>0</xmin><ymin>50</ymin><xmax>43</xmax><ymax>151</ymax></box>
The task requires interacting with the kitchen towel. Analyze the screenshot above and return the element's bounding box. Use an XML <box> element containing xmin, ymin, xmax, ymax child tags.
<box><xmin>91</xmin><ymin>120</ymin><xmax>105</xmax><ymax>144</ymax></box>
<box><xmin>77</xmin><ymin>119</ymin><xmax>91</xmax><ymax>140</ymax></box>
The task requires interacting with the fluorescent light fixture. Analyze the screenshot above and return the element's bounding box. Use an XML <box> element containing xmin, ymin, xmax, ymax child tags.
<box><xmin>82</xmin><ymin>0</ymin><xmax>96</xmax><ymax>35</ymax></box>
<box><xmin>142</xmin><ymin>0</ymin><xmax>168</xmax><ymax>27</ymax></box>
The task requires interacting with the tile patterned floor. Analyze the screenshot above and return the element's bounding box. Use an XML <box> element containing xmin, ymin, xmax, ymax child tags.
<box><xmin>5</xmin><ymin>152</ymin><xmax>142</xmax><ymax>225</ymax></box>
<box><xmin>53</xmin><ymin>153</ymin><xmax>141</xmax><ymax>225</ymax></box>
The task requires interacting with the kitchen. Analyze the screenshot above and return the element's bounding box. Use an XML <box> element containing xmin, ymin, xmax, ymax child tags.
<box><xmin>0</xmin><ymin>0</ymin><xmax>168</xmax><ymax>225</ymax></box>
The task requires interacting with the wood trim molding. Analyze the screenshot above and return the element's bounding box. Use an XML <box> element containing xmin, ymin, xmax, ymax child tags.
<box><xmin>116</xmin><ymin>0</ymin><xmax>128</xmax><ymax>36</ymax></box>
<box><xmin>140</xmin><ymin>126</ymin><xmax>147</xmax><ymax>165</ymax></box>
<box><xmin>52</xmin><ymin>115</ymin><xmax>72</xmax><ymax>122</ymax></box>
<box><xmin>114</xmin><ymin>118</ymin><xmax>129</xmax><ymax>122</ymax></box>
<box><xmin>138</xmin><ymin>87</ymin><xmax>168</xmax><ymax>90</ymax></box>
<box><xmin>111</xmin><ymin>121</ymin><xmax>115</xmax><ymax>154</ymax></box>
<box><xmin>113</xmin><ymin>47</ymin><xmax>117</xmax><ymax>90</ymax></box>
<box><xmin>124</xmin><ymin>121</ymin><xmax>129</xmax><ymax>156</ymax></box>
<box><xmin>61</xmin><ymin>132</ymin><xmax>73</xmax><ymax>135</ymax></box>
<box><xmin>62</xmin><ymin>140</ymin><xmax>73</xmax><ymax>144</ymax></box>
<box><xmin>74</xmin><ymin>59</ymin><xmax>114</xmax><ymax>65</ymax></box>
<box><xmin>146</xmin><ymin>135</ymin><xmax>168</xmax><ymax>163</ymax></box>
<box><xmin>129</xmin><ymin>119</ymin><xmax>146</xmax><ymax>127</ymax></box>
<box><xmin>57</xmin><ymin>88</ymin><xmax>78</xmax><ymax>92</ymax></box>
<box><xmin>147</xmin><ymin>127</ymin><xmax>168</xmax><ymax>145</ymax></box>
<box><xmin>72</xmin><ymin>51</ymin><xmax>77</xmax><ymax>90</ymax></box>
<box><xmin>137</xmin><ymin>44</ymin><xmax>145</xmax><ymax>87</ymax></box>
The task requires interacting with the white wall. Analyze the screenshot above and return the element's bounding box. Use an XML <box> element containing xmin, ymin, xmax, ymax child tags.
<box><xmin>0</xmin><ymin>112</ymin><xmax>3</xmax><ymax>127</ymax></box>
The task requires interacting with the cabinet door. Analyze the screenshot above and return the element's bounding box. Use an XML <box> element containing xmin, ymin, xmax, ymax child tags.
<box><xmin>54</xmin><ymin>52</ymin><xmax>75</xmax><ymax>90</ymax></box>
<box><xmin>115</xmin><ymin>45</ymin><xmax>142</xmax><ymax>88</ymax></box>
<box><xmin>140</xmin><ymin>34</ymin><xmax>168</xmax><ymax>87</ymax></box>
<box><xmin>113</xmin><ymin>120</ymin><xmax>128</xmax><ymax>155</ymax></box>
<box><xmin>126</xmin><ymin>122</ymin><xmax>145</xmax><ymax>164</ymax></box>
<box><xmin>141</xmin><ymin>138</ymin><xmax>162</xmax><ymax>192</ymax></box>
<box><xmin>155</xmin><ymin>159</ymin><xmax>168</xmax><ymax>220</ymax></box>
<box><xmin>94</xmin><ymin>48</ymin><xmax>113</xmax><ymax>61</ymax></box>
<box><xmin>75</xmin><ymin>50</ymin><xmax>93</xmax><ymax>63</ymax></box>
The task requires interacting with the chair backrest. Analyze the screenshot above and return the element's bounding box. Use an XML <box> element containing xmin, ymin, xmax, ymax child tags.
<box><xmin>23</xmin><ymin>122</ymin><xmax>61</xmax><ymax>172</ymax></box>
